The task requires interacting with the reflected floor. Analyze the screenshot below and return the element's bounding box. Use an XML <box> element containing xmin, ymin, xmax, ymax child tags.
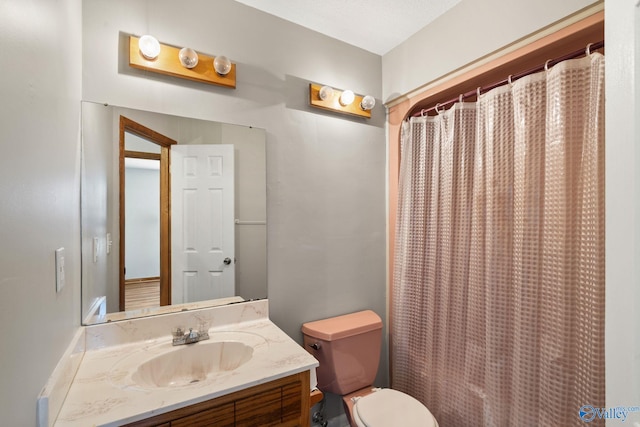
<box><xmin>125</xmin><ymin>279</ymin><xmax>160</xmax><ymax>311</ymax></box>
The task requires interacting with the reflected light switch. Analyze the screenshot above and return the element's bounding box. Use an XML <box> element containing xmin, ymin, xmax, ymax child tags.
<box><xmin>55</xmin><ymin>248</ymin><xmax>65</xmax><ymax>292</ymax></box>
<box><xmin>93</xmin><ymin>237</ymin><xmax>99</xmax><ymax>263</ymax></box>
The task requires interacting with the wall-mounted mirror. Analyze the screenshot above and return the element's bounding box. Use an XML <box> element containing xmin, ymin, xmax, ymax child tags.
<box><xmin>81</xmin><ymin>101</ymin><xmax>267</xmax><ymax>324</ymax></box>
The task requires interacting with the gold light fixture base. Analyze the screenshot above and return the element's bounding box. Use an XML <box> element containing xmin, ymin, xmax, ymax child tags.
<box><xmin>129</xmin><ymin>35</ymin><xmax>236</xmax><ymax>89</ymax></box>
<box><xmin>309</xmin><ymin>83</ymin><xmax>371</xmax><ymax>118</ymax></box>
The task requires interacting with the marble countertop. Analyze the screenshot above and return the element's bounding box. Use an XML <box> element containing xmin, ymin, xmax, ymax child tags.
<box><xmin>53</xmin><ymin>303</ymin><xmax>318</xmax><ymax>426</ymax></box>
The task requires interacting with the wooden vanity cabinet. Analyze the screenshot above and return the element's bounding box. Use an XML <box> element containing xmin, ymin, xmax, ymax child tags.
<box><xmin>123</xmin><ymin>371</ymin><xmax>310</xmax><ymax>427</ymax></box>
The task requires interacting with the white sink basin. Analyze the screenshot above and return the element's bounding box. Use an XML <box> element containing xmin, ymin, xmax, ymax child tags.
<box><xmin>132</xmin><ymin>341</ymin><xmax>253</xmax><ymax>388</ymax></box>
<box><xmin>108</xmin><ymin>331</ymin><xmax>268</xmax><ymax>390</ymax></box>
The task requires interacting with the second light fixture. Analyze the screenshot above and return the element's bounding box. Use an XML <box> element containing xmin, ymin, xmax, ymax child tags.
<box><xmin>309</xmin><ymin>83</ymin><xmax>375</xmax><ymax>118</ymax></box>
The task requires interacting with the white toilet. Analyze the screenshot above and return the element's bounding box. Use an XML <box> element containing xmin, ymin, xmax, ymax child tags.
<box><xmin>302</xmin><ymin>310</ymin><xmax>438</xmax><ymax>427</ymax></box>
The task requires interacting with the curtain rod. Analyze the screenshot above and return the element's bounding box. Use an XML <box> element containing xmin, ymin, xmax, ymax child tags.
<box><xmin>412</xmin><ymin>40</ymin><xmax>604</xmax><ymax>117</ymax></box>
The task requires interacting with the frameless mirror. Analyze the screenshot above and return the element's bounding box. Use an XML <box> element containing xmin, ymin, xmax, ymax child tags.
<box><xmin>81</xmin><ymin>101</ymin><xmax>267</xmax><ymax>324</ymax></box>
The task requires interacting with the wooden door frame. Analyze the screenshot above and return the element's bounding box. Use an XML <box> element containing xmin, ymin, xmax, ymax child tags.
<box><xmin>119</xmin><ymin>116</ymin><xmax>177</xmax><ymax>311</ymax></box>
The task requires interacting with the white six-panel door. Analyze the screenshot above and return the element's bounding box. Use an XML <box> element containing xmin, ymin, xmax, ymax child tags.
<box><xmin>170</xmin><ymin>144</ymin><xmax>235</xmax><ymax>304</ymax></box>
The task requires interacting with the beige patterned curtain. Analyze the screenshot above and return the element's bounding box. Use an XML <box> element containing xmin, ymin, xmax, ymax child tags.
<box><xmin>391</xmin><ymin>52</ymin><xmax>605</xmax><ymax>427</ymax></box>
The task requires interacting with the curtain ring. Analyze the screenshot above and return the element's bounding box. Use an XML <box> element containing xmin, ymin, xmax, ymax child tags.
<box><xmin>459</xmin><ymin>94</ymin><xmax>464</xmax><ymax>103</ymax></box>
<box><xmin>476</xmin><ymin>87</ymin><xmax>481</xmax><ymax>98</ymax></box>
<box><xmin>420</xmin><ymin>108</ymin><xmax>427</xmax><ymax>117</ymax></box>
<box><xmin>544</xmin><ymin>59</ymin><xmax>552</xmax><ymax>71</ymax></box>
<box><xmin>435</xmin><ymin>103</ymin><xmax>443</xmax><ymax>114</ymax></box>
<box><xmin>586</xmin><ymin>43</ymin><xmax>593</xmax><ymax>55</ymax></box>
<box><xmin>508</xmin><ymin>75</ymin><xmax>513</xmax><ymax>85</ymax></box>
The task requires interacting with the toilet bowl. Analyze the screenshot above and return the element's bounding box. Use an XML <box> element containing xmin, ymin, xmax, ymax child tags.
<box><xmin>348</xmin><ymin>388</ymin><xmax>437</xmax><ymax>427</ymax></box>
<box><xmin>301</xmin><ymin>310</ymin><xmax>438</xmax><ymax>427</ymax></box>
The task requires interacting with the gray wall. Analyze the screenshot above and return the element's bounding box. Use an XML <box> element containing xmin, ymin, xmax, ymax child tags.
<box><xmin>81</xmin><ymin>102</ymin><xmax>118</xmax><ymax>314</ymax></box>
<box><xmin>382</xmin><ymin>0</ymin><xmax>599</xmax><ymax>102</ymax></box>
<box><xmin>0</xmin><ymin>0</ymin><xmax>82</xmax><ymax>425</ymax></box>
<box><xmin>82</xmin><ymin>0</ymin><xmax>388</xmax><ymax>392</ymax></box>
<box><xmin>125</xmin><ymin>165</ymin><xmax>160</xmax><ymax>279</ymax></box>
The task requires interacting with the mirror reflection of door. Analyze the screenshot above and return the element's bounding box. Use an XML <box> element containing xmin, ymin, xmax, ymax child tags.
<box><xmin>119</xmin><ymin>117</ymin><xmax>176</xmax><ymax>311</ymax></box>
<box><xmin>171</xmin><ymin>144</ymin><xmax>235</xmax><ymax>304</ymax></box>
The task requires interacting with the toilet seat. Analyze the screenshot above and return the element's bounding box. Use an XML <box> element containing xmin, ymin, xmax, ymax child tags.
<box><xmin>352</xmin><ymin>388</ymin><xmax>437</xmax><ymax>427</ymax></box>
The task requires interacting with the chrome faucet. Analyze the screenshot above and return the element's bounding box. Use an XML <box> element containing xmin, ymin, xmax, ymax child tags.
<box><xmin>172</xmin><ymin>326</ymin><xmax>210</xmax><ymax>346</ymax></box>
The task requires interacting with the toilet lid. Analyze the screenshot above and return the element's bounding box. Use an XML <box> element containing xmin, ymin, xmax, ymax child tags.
<box><xmin>353</xmin><ymin>389</ymin><xmax>436</xmax><ymax>427</ymax></box>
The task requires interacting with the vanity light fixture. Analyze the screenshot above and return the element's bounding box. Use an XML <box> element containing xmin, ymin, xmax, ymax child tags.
<box><xmin>360</xmin><ymin>95</ymin><xmax>376</xmax><ymax>111</ymax></box>
<box><xmin>178</xmin><ymin>47</ymin><xmax>199</xmax><ymax>69</ymax></box>
<box><xmin>318</xmin><ymin>85</ymin><xmax>334</xmax><ymax>101</ymax></box>
<box><xmin>339</xmin><ymin>90</ymin><xmax>355</xmax><ymax>106</ymax></box>
<box><xmin>213</xmin><ymin>55</ymin><xmax>232</xmax><ymax>76</ymax></box>
<box><xmin>309</xmin><ymin>83</ymin><xmax>374</xmax><ymax>118</ymax></box>
<box><xmin>129</xmin><ymin>35</ymin><xmax>236</xmax><ymax>88</ymax></box>
<box><xmin>138</xmin><ymin>35</ymin><xmax>161</xmax><ymax>60</ymax></box>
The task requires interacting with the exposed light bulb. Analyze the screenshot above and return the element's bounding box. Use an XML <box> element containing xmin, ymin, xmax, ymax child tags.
<box><xmin>178</xmin><ymin>47</ymin><xmax>199</xmax><ymax>69</ymax></box>
<box><xmin>339</xmin><ymin>90</ymin><xmax>355</xmax><ymax>106</ymax></box>
<box><xmin>213</xmin><ymin>55</ymin><xmax>232</xmax><ymax>75</ymax></box>
<box><xmin>360</xmin><ymin>95</ymin><xmax>376</xmax><ymax>111</ymax></box>
<box><xmin>139</xmin><ymin>35</ymin><xmax>160</xmax><ymax>60</ymax></box>
<box><xmin>318</xmin><ymin>85</ymin><xmax>334</xmax><ymax>101</ymax></box>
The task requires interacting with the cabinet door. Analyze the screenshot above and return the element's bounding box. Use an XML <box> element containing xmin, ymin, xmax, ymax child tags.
<box><xmin>121</xmin><ymin>372</ymin><xmax>309</xmax><ymax>427</ymax></box>
<box><xmin>235</xmin><ymin>387</ymin><xmax>282</xmax><ymax>426</ymax></box>
<box><xmin>282</xmin><ymin>381</ymin><xmax>303</xmax><ymax>423</ymax></box>
<box><xmin>171</xmin><ymin>402</ymin><xmax>234</xmax><ymax>427</ymax></box>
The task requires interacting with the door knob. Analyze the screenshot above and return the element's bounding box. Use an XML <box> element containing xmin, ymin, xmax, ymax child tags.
<box><xmin>223</xmin><ymin>257</ymin><xmax>232</xmax><ymax>265</ymax></box>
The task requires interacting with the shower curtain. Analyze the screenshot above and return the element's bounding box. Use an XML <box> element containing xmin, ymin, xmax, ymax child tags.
<box><xmin>391</xmin><ymin>52</ymin><xmax>605</xmax><ymax>426</ymax></box>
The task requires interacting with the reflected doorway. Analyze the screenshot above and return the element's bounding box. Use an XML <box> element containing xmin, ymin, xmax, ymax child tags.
<box><xmin>119</xmin><ymin>116</ymin><xmax>176</xmax><ymax>311</ymax></box>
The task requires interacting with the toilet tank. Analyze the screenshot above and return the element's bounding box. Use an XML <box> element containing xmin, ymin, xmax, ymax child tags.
<box><xmin>301</xmin><ymin>310</ymin><xmax>382</xmax><ymax>395</ymax></box>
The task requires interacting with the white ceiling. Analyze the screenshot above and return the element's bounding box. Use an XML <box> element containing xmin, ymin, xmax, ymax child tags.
<box><xmin>233</xmin><ymin>0</ymin><xmax>461</xmax><ymax>56</ymax></box>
